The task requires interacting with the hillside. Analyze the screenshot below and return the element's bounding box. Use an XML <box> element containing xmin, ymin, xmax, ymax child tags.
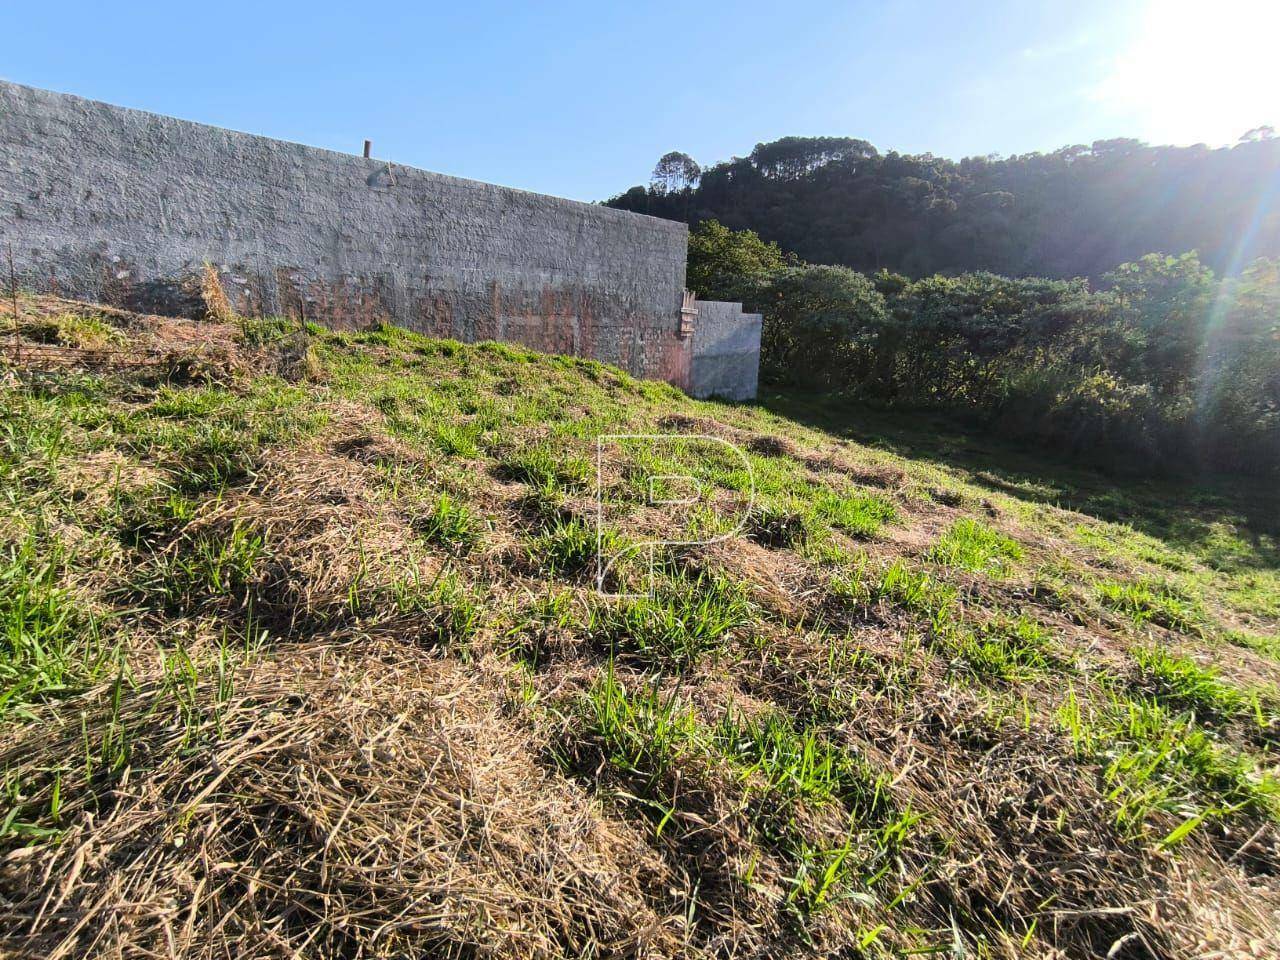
<box><xmin>1</xmin><ymin>295</ymin><xmax>1279</xmax><ymax>959</ymax></box>
<box><xmin>607</xmin><ymin>135</ymin><xmax>1280</xmax><ymax>279</ymax></box>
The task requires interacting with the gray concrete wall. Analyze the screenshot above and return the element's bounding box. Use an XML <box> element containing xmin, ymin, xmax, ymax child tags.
<box><xmin>689</xmin><ymin>300</ymin><xmax>761</xmax><ymax>401</ymax></box>
<box><xmin>0</xmin><ymin>80</ymin><xmax>694</xmax><ymax>386</ymax></box>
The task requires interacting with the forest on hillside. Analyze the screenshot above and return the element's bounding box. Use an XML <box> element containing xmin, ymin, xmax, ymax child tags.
<box><xmin>606</xmin><ymin>131</ymin><xmax>1280</xmax><ymax>280</ymax></box>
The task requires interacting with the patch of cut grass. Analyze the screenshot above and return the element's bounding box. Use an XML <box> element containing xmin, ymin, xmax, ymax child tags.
<box><xmin>873</xmin><ymin>560</ymin><xmax>957</xmax><ymax>625</ymax></box>
<box><xmin>1221</xmin><ymin>569</ymin><xmax>1280</xmax><ymax>621</ymax></box>
<box><xmin>236</xmin><ymin>315</ymin><xmax>300</xmax><ymax>346</ymax></box>
<box><xmin>6</xmin><ymin>304</ymin><xmax>1280</xmax><ymax>956</ymax></box>
<box><xmin>1131</xmin><ymin>647</ymin><xmax>1257</xmax><ymax>719</ymax></box>
<box><xmin>391</xmin><ymin>569</ymin><xmax>482</xmax><ymax>649</ymax></box>
<box><xmin>476</xmin><ymin>339</ymin><xmax>535</xmax><ymax>363</ymax></box>
<box><xmin>829</xmin><ymin>559</ymin><xmax>873</xmax><ymax>606</ymax></box>
<box><xmin>813</xmin><ymin>491</ymin><xmax>897</xmax><ymax>539</ymax></box>
<box><xmin>15</xmin><ymin>311</ymin><xmax>123</xmax><ymax>349</ymax></box>
<box><xmin>0</xmin><ymin>409</ymin><xmax>68</xmax><ymax>491</ymax></box>
<box><xmin>123</xmin><ymin>383</ymin><xmax>324</xmax><ymax>493</ymax></box>
<box><xmin>527</xmin><ymin>514</ymin><xmax>595</xmax><ymax>575</ymax></box>
<box><xmin>684</xmin><ymin>503</ymin><xmax>740</xmax><ymax>540</ymax></box>
<box><xmin>595</xmin><ymin>570</ymin><xmax>752</xmax><ymax>670</ymax></box>
<box><xmin>619</xmin><ymin>446</ymin><xmax>683</xmax><ymax>502</ymax></box>
<box><xmin>948</xmin><ymin>615</ymin><xmax>1053</xmax><ymax>682</ymax></box>
<box><xmin>927</xmin><ymin>518</ymin><xmax>1022</xmax><ymax>574</ymax></box>
<box><xmin>1225</xmin><ymin>629</ymin><xmax>1280</xmax><ymax>661</ymax></box>
<box><xmin>802</xmin><ymin>536</ymin><xmax>861</xmax><ymax>569</ymax></box>
<box><xmin>430</xmin><ymin>422</ymin><xmax>483</xmax><ymax>458</ymax></box>
<box><xmin>1097</xmin><ymin>578</ymin><xmax>1203</xmax><ymax>634</ymax></box>
<box><xmin>526</xmin><ymin>514</ymin><xmax>628</xmax><ymax>580</ymax></box>
<box><xmin>713</xmin><ymin>711</ymin><xmax>879</xmax><ymax>810</ymax></box>
<box><xmin>132</xmin><ymin>520</ymin><xmax>266</xmax><ymax>614</ymax></box>
<box><xmin>710</xmin><ymin>711</ymin><xmax>910</xmax><ymax>917</ymax></box>
<box><xmin>747</xmin><ymin>502</ymin><xmax>814</xmax><ymax>548</ymax></box>
<box><xmin>784</xmin><ymin>833</ymin><xmax>867</xmax><ymax>915</ymax></box>
<box><xmin>108</xmin><ymin>484</ymin><xmax>199</xmax><ymax>550</ymax></box>
<box><xmin>579</xmin><ymin>682</ymin><xmax>907</xmax><ymax>919</ymax></box>
<box><xmin>499</xmin><ymin>442</ymin><xmax>593</xmax><ymax>493</ymax></box>
<box><xmin>581</xmin><ymin>666</ymin><xmax>701</xmax><ymax>784</ymax></box>
<box><xmin>504</xmin><ymin>588</ymin><xmax>577</xmax><ymax>669</ymax></box>
<box><xmin>1071</xmin><ymin>522</ymin><xmax>1195</xmax><ymax>573</ymax></box>
<box><xmin>574</xmin><ymin>665</ymin><xmax>708</xmax><ymax>833</ymax></box>
<box><xmin>0</xmin><ymin>535</ymin><xmax>114</xmax><ymax>713</ymax></box>
<box><xmin>1057</xmin><ymin>688</ymin><xmax>1279</xmax><ymax>840</ymax></box>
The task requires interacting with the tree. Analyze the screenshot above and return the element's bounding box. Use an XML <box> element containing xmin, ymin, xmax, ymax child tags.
<box><xmin>1102</xmin><ymin>253</ymin><xmax>1215</xmax><ymax>395</ymax></box>
<box><xmin>686</xmin><ymin>220</ymin><xmax>789</xmax><ymax>300</ymax></box>
<box><xmin>671</xmin><ymin>207</ymin><xmax>1280</xmax><ymax>476</ymax></box>
<box><xmin>748</xmin><ymin>136</ymin><xmax>877</xmax><ymax>179</ymax></box>
<box><xmin>758</xmin><ymin>265</ymin><xmax>889</xmax><ymax>386</ymax></box>
<box><xmin>650</xmin><ymin>151</ymin><xmax>701</xmax><ymax>194</ymax></box>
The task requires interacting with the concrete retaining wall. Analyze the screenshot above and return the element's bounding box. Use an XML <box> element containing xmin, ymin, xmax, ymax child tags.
<box><xmin>0</xmin><ymin>80</ymin><xmax>694</xmax><ymax>386</ymax></box>
<box><xmin>689</xmin><ymin>301</ymin><xmax>762</xmax><ymax>401</ymax></box>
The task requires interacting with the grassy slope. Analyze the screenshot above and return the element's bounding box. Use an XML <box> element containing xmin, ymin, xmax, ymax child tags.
<box><xmin>1</xmin><ymin>297</ymin><xmax>1278</xmax><ymax>959</ymax></box>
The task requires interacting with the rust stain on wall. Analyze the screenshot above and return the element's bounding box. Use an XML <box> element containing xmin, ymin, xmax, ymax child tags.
<box><xmin>653</xmin><ymin>324</ymin><xmax>693</xmax><ymax>391</ymax></box>
<box><xmin>578</xmin><ymin>291</ymin><xmax>598</xmax><ymax>364</ymax></box>
<box><xmin>415</xmin><ymin>293</ymin><xmax>456</xmax><ymax>339</ymax></box>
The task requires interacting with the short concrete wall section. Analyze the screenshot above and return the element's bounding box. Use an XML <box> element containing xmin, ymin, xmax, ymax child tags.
<box><xmin>689</xmin><ymin>300</ymin><xmax>762</xmax><ymax>401</ymax></box>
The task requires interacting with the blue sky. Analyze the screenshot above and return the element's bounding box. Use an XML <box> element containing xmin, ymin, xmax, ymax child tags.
<box><xmin>3</xmin><ymin>1</ymin><xmax>1275</xmax><ymax>201</ymax></box>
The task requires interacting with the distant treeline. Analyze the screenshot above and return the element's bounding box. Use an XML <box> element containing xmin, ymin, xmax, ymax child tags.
<box><xmin>688</xmin><ymin>221</ymin><xmax>1280</xmax><ymax>477</ymax></box>
<box><xmin>608</xmin><ymin>133</ymin><xmax>1280</xmax><ymax>279</ymax></box>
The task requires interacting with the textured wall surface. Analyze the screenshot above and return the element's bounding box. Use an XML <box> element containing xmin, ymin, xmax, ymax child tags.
<box><xmin>689</xmin><ymin>301</ymin><xmax>761</xmax><ymax>401</ymax></box>
<box><xmin>0</xmin><ymin>80</ymin><xmax>694</xmax><ymax>385</ymax></box>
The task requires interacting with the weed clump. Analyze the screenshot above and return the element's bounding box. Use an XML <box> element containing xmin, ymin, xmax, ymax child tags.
<box><xmin>415</xmin><ymin>492</ymin><xmax>480</xmax><ymax>551</ymax></box>
<box><xmin>873</xmin><ymin>559</ymin><xmax>957</xmax><ymax>624</ymax></box>
<box><xmin>527</xmin><ymin>513</ymin><xmax>616</xmax><ymax>577</ymax></box>
<box><xmin>1057</xmin><ymin>687</ymin><xmax>1280</xmax><ymax>841</ymax></box>
<box><xmin>0</xmin><ymin>535</ymin><xmax>112</xmax><ymax>713</ymax></box>
<box><xmin>747</xmin><ymin>502</ymin><xmax>813</xmax><ymax>548</ymax></box>
<box><xmin>1131</xmin><ymin>646</ymin><xmax>1260</xmax><ymax>719</ymax></box>
<box><xmin>498</xmin><ymin>442</ymin><xmax>593</xmax><ymax>492</ymax></box>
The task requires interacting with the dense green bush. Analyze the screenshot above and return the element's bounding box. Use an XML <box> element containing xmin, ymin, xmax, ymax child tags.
<box><xmin>691</xmin><ymin>218</ymin><xmax>1279</xmax><ymax>477</ymax></box>
<box><xmin>758</xmin><ymin>265</ymin><xmax>889</xmax><ymax>387</ymax></box>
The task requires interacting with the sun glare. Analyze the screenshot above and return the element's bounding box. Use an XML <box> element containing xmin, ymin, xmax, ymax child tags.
<box><xmin>1096</xmin><ymin>0</ymin><xmax>1279</xmax><ymax>146</ymax></box>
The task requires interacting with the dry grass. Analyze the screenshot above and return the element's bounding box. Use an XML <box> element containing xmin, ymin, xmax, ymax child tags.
<box><xmin>0</xmin><ymin>646</ymin><xmax>680</xmax><ymax>959</ymax></box>
<box><xmin>187</xmin><ymin>445</ymin><xmax>435</xmax><ymax>629</ymax></box>
<box><xmin>199</xmin><ymin>264</ymin><xmax>234</xmax><ymax>325</ymax></box>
